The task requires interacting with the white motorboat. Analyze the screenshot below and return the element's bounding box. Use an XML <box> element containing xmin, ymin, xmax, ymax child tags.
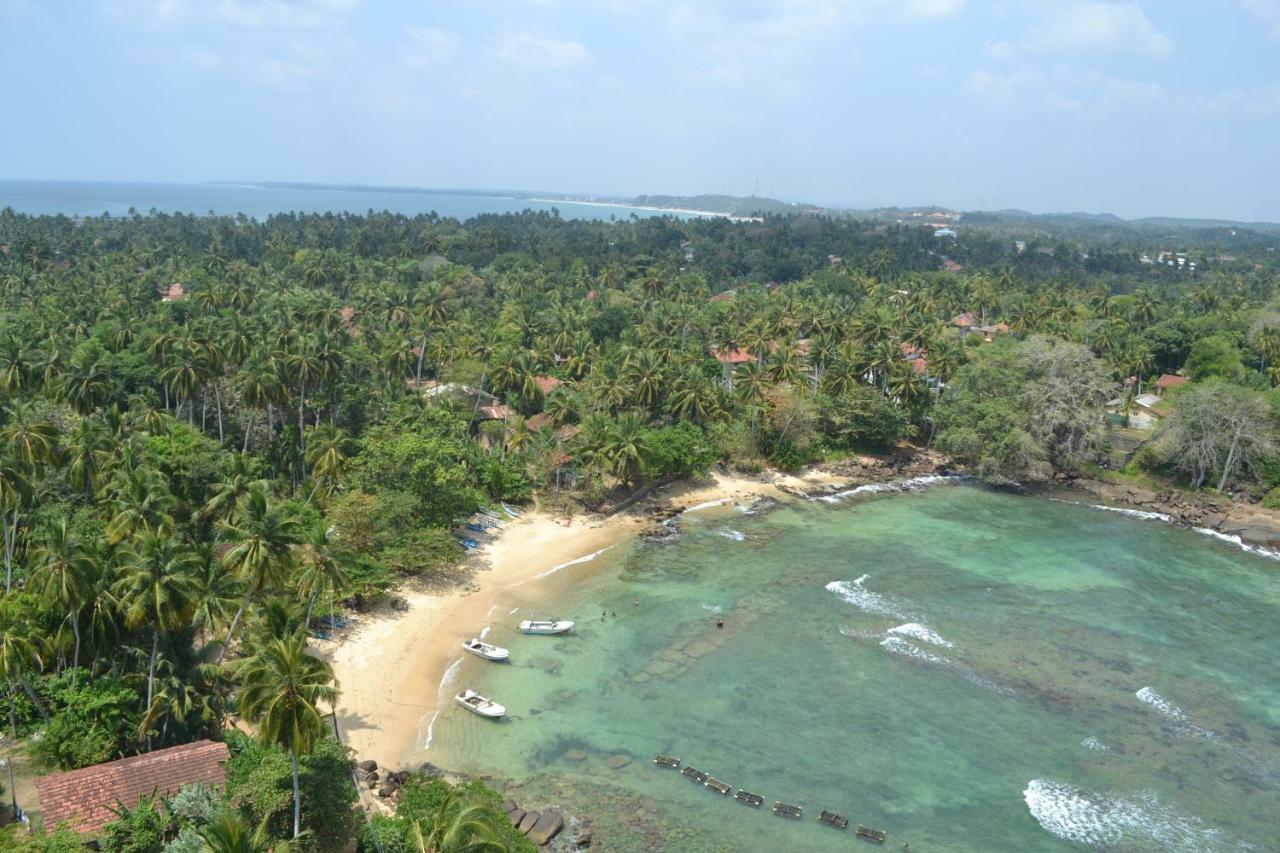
<box><xmin>455</xmin><ymin>689</ymin><xmax>505</xmax><ymax>718</ymax></box>
<box><xmin>462</xmin><ymin>638</ymin><xmax>510</xmax><ymax>661</ymax></box>
<box><xmin>519</xmin><ymin>619</ymin><xmax>574</xmax><ymax>635</ymax></box>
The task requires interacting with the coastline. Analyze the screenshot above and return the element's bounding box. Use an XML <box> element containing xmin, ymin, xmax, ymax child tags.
<box><xmin>320</xmin><ymin>468</ymin><xmax>847</xmax><ymax>773</ymax></box>
<box><xmin>323</xmin><ymin>454</ymin><xmax>1280</xmax><ymax>776</ymax></box>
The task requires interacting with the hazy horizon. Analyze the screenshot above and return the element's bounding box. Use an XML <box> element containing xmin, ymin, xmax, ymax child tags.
<box><xmin>2</xmin><ymin>1</ymin><xmax>1279</xmax><ymax>222</ymax></box>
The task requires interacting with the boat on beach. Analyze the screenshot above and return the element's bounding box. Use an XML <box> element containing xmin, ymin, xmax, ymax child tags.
<box><xmin>461</xmin><ymin>638</ymin><xmax>509</xmax><ymax>661</ymax></box>
<box><xmin>519</xmin><ymin>619</ymin><xmax>574</xmax><ymax>635</ymax></box>
<box><xmin>454</xmin><ymin>689</ymin><xmax>505</xmax><ymax>718</ymax></box>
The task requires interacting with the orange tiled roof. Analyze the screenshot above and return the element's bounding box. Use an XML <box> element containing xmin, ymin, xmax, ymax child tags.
<box><xmin>533</xmin><ymin>376</ymin><xmax>562</xmax><ymax>395</ymax></box>
<box><xmin>1156</xmin><ymin>374</ymin><xmax>1187</xmax><ymax>390</ymax></box>
<box><xmin>36</xmin><ymin>740</ymin><xmax>229</xmax><ymax>837</ymax></box>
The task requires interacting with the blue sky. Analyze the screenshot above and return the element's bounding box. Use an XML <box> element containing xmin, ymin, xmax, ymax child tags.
<box><xmin>2</xmin><ymin>0</ymin><xmax>1279</xmax><ymax>219</ymax></box>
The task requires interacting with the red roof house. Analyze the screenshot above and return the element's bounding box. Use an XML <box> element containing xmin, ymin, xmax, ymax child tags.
<box><xmin>952</xmin><ymin>312</ymin><xmax>977</xmax><ymax>328</ymax></box>
<box><xmin>1156</xmin><ymin>374</ymin><xmax>1188</xmax><ymax>391</ymax></box>
<box><xmin>709</xmin><ymin>346</ymin><xmax>754</xmax><ymax>365</ymax></box>
<box><xmin>533</xmin><ymin>376</ymin><xmax>562</xmax><ymax>395</ymax></box>
<box><xmin>36</xmin><ymin>740</ymin><xmax>229</xmax><ymax>837</ymax></box>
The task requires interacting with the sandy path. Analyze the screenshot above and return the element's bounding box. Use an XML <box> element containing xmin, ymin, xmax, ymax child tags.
<box><xmin>322</xmin><ymin>469</ymin><xmax>842</xmax><ymax>771</ymax></box>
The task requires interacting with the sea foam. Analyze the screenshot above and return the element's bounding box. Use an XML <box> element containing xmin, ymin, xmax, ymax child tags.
<box><xmin>717</xmin><ymin>528</ymin><xmax>746</xmax><ymax>541</ymax></box>
<box><xmin>1193</xmin><ymin>528</ymin><xmax>1280</xmax><ymax>562</ymax></box>
<box><xmin>814</xmin><ymin>474</ymin><xmax>961</xmax><ymax>504</ymax></box>
<box><xmin>878</xmin><ymin>635</ymin><xmax>948</xmax><ymax>664</ymax></box>
<box><xmin>1023</xmin><ymin>779</ymin><xmax>1238</xmax><ymax>850</ymax></box>
<box><xmin>1136</xmin><ymin>687</ymin><xmax>1221</xmax><ymax>741</ymax></box>
<box><xmin>825</xmin><ymin>575</ymin><xmax>912</xmax><ymax>619</ymax></box>
<box><xmin>887</xmin><ymin>622</ymin><xmax>954</xmax><ymax>648</ymax></box>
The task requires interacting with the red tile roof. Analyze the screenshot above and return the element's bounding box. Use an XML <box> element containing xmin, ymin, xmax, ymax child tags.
<box><xmin>478</xmin><ymin>405</ymin><xmax>510</xmax><ymax>420</ymax></box>
<box><xmin>160</xmin><ymin>282</ymin><xmax>185</xmax><ymax>301</ymax></box>
<box><xmin>952</xmin><ymin>311</ymin><xmax>976</xmax><ymax>328</ymax></box>
<box><xmin>526</xmin><ymin>413</ymin><xmax>552</xmax><ymax>431</ymax></box>
<box><xmin>36</xmin><ymin>740</ymin><xmax>229</xmax><ymax>837</ymax></box>
<box><xmin>710</xmin><ymin>346</ymin><xmax>753</xmax><ymax>365</ymax></box>
<box><xmin>1156</xmin><ymin>374</ymin><xmax>1187</xmax><ymax>390</ymax></box>
<box><xmin>533</xmin><ymin>376</ymin><xmax>562</xmax><ymax>395</ymax></box>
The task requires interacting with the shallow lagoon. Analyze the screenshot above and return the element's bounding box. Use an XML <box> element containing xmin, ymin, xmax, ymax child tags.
<box><xmin>426</xmin><ymin>485</ymin><xmax>1279</xmax><ymax>851</ymax></box>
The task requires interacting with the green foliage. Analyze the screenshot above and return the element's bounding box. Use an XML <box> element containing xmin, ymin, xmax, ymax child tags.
<box><xmin>102</xmin><ymin>795</ymin><xmax>169</xmax><ymax>853</ymax></box>
<box><xmin>224</xmin><ymin>731</ymin><xmax>358</xmax><ymax>852</ymax></box>
<box><xmin>30</xmin><ymin>671</ymin><xmax>141</xmax><ymax>771</ymax></box>
<box><xmin>643</xmin><ymin>422</ymin><xmax>717</xmax><ymax>478</ymax></box>
<box><xmin>817</xmin><ymin>386</ymin><xmax>907</xmax><ymax>450</ymax></box>
<box><xmin>362</xmin><ymin>775</ymin><xmax>536</xmax><ymax>853</ymax></box>
<box><xmin>1184</xmin><ymin>335</ymin><xmax>1243</xmax><ymax>382</ymax></box>
<box><xmin>1262</xmin><ymin>487</ymin><xmax>1280</xmax><ymax>510</ymax></box>
<box><xmin>380</xmin><ymin>528</ymin><xmax>464</xmax><ymax>576</ymax></box>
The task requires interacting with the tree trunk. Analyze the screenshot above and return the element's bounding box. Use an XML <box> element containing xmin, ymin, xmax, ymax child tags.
<box><xmin>4</xmin><ymin>508</ymin><xmax>17</xmax><ymax>594</ymax></box>
<box><xmin>415</xmin><ymin>339</ymin><xmax>426</xmax><ymax>390</ymax></box>
<box><xmin>243</xmin><ymin>410</ymin><xmax>255</xmax><ymax>453</ymax></box>
<box><xmin>71</xmin><ymin>611</ymin><xmax>81</xmax><ymax>687</ymax></box>
<box><xmin>1217</xmin><ymin>428</ymin><xmax>1244</xmax><ymax>492</ymax></box>
<box><xmin>305</xmin><ymin>586</ymin><xmax>320</xmax><ymax>629</ymax></box>
<box><xmin>291</xmin><ymin>748</ymin><xmax>302</xmax><ymax>839</ymax></box>
<box><xmin>217</xmin><ymin>595</ymin><xmax>250</xmax><ymax>664</ymax></box>
<box><xmin>146</xmin><ymin>629</ymin><xmax>158</xmax><ymax>736</ymax></box>
<box><xmin>214</xmin><ymin>384</ymin><xmax>225</xmax><ymax>443</ymax></box>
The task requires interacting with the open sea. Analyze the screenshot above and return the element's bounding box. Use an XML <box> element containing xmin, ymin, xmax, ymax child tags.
<box><xmin>0</xmin><ymin>180</ymin><xmax>703</xmax><ymax>221</ymax></box>
<box><xmin>425</xmin><ymin>484</ymin><xmax>1279</xmax><ymax>851</ymax></box>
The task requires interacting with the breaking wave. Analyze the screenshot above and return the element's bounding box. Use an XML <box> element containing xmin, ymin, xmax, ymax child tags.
<box><xmin>717</xmin><ymin>528</ymin><xmax>746</xmax><ymax>541</ymax></box>
<box><xmin>700</xmin><ymin>603</ymin><xmax>724</xmax><ymax>615</ymax></box>
<box><xmin>1023</xmin><ymin>779</ymin><xmax>1243</xmax><ymax>850</ymax></box>
<box><xmin>879</xmin><ymin>635</ymin><xmax>948</xmax><ymax>664</ymax></box>
<box><xmin>887</xmin><ymin>622</ymin><xmax>954</xmax><ymax>648</ymax></box>
<box><xmin>825</xmin><ymin>574</ymin><xmax>913</xmax><ymax>619</ymax></box>
<box><xmin>1193</xmin><ymin>528</ymin><xmax>1280</xmax><ymax>562</ymax></box>
<box><xmin>680</xmin><ymin>497</ymin><xmax>734</xmax><ymax>514</ymax></box>
<box><xmin>1091</xmin><ymin>504</ymin><xmax>1173</xmax><ymax>522</ymax></box>
<box><xmin>1136</xmin><ymin>687</ymin><xmax>1221</xmax><ymax>741</ymax></box>
<box><xmin>813</xmin><ymin>474</ymin><xmax>962</xmax><ymax>504</ymax></box>
<box><xmin>1080</xmin><ymin>736</ymin><xmax>1110</xmax><ymax>752</ymax></box>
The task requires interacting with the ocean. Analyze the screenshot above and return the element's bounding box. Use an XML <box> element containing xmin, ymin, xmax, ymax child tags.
<box><xmin>0</xmin><ymin>180</ymin><xmax>706</xmax><ymax>222</ymax></box>
<box><xmin>424</xmin><ymin>484</ymin><xmax>1279</xmax><ymax>851</ymax></box>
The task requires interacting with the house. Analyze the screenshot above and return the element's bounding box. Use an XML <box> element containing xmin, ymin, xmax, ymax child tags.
<box><xmin>952</xmin><ymin>312</ymin><xmax>977</xmax><ymax>328</ymax></box>
<box><xmin>36</xmin><ymin>740</ymin><xmax>229</xmax><ymax>839</ymax></box>
<box><xmin>708</xmin><ymin>290</ymin><xmax>736</xmax><ymax>303</ymax></box>
<box><xmin>533</xmin><ymin>375</ymin><xmax>562</xmax><ymax>396</ymax></box>
<box><xmin>1155</xmin><ymin>374</ymin><xmax>1187</xmax><ymax>392</ymax></box>
<box><xmin>709</xmin><ymin>346</ymin><xmax>754</xmax><ymax>366</ymax></box>
<box><xmin>900</xmin><ymin>343</ymin><xmax>928</xmax><ymax>375</ymax></box>
<box><xmin>419</xmin><ymin>382</ymin><xmax>508</xmax><ymax>421</ymax></box>
<box><xmin>159</xmin><ymin>282</ymin><xmax>185</xmax><ymax>301</ymax></box>
<box><xmin>934</xmin><ymin>228</ymin><xmax>957</xmax><ymax>239</ymax></box>
<box><xmin>941</xmin><ymin>258</ymin><xmax>963</xmax><ymax>272</ymax></box>
<box><xmin>1106</xmin><ymin>392</ymin><xmax>1165</xmax><ymax>430</ymax></box>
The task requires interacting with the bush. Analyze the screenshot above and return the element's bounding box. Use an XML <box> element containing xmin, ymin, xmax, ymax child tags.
<box><xmin>30</xmin><ymin>672</ymin><xmax>141</xmax><ymax>771</ymax></box>
<box><xmin>1263</xmin><ymin>487</ymin><xmax>1280</xmax><ymax>510</ymax></box>
<box><xmin>102</xmin><ymin>795</ymin><xmax>169</xmax><ymax>853</ymax></box>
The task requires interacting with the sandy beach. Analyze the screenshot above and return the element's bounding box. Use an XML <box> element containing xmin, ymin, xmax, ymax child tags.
<box><xmin>322</xmin><ymin>468</ymin><xmax>844</xmax><ymax>772</ymax></box>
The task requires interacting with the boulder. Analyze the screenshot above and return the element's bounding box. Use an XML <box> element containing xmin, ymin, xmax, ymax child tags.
<box><xmin>575</xmin><ymin>830</ymin><xmax>592</xmax><ymax>848</ymax></box>
<box><xmin>502</xmin><ymin>798</ymin><xmax>517</xmax><ymax>813</ymax></box>
<box><xmin>367</xmin><ymin>779</ymin><xmax>380</xmax><ymax>790</ymax></box>
<box><xmin>365</xmin><ymin>771</ymin><xmax>379</xmax><ymax>783</ymax></box>
<box><xmin>509</xmin><ymin>809</ymin><xmax>526</xmax><ymax>827</ymax></box>
<box><xmin>564</xmin><ymin>749</ymin><xmax>588</xmax><ymax>762</ymax></box>
<box><xmin>357</xmin><ymin>759</ymin><xmax>378</xmax><ymax>773</ymax></box>
<box><xmin>518</xmin><ymin>810</ymin><xmax>541</xmax><ymax>834</ymax></box>
<box><xmin>606</xmin><ymin>755</ymin><xmax>631</xmax><ymax>770</ymax></box>
<box><xmin>527</xmin><ymin>809</ymin><xmax>565</xmax><ymax>846</ymax></box>
<box><xmin>377</xmin><ymin>784</ymin><xmax>395</xmax><ymax>798</ymax></box>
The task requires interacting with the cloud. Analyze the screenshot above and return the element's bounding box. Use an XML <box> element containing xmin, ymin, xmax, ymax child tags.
<box><xmin>403</xmin><ymin>26</ymin><xmax>461</xmax><ymax>69</ymax></box>
<box><xmin>1028</xmin><ymin>1</ymin><xmax>1173</xmax><ymax>58</ymax></box>
<box><xmin>1241</xmin><ymin>0</ymin><xmax>1280</xmax><ymax>40</ymax></box>
<box><xmin>495</xmin><ymin>32</ymin><xmax>591</xmax><ymax>69</ymax></box>
<box><xmin>984</xmin><ymin>39</ymin><xmax>1012</xmax><ymax>58</ymax></box>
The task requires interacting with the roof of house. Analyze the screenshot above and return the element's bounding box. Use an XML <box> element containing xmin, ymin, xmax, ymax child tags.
<box><xmin>952</xmin><ymin>311</ymin><xmax>977</xmax><ymax>328</ymax></box>
<box><xmin>708</xmin><ymin>290</ymin><xmax>736</xmax><ymax>303</ymax></box>
<box><xmin>941</xmin><ymin>258</ymin><xmax>964</xmax><ymax>272</ymax></box>
<box><xmin>1156</xmin><ymin>374</ymin><xmax>1187</xmax><ymax>389</ymax></box>
<box><xmin>526</xmin><ymin>413</ymin><xmax>552</xmax><ymax>431</ymax></box>
<box><xmin>36</xmin><ymin>740</ymin><xmax>229</xmax><ymax>838</ymax></box>
<box><xmin>710</xmin><ymin>346</ymin><xmax>754</xmax><ymax>365</ymax></box>
<box><xmin>477</xmin><ymin>405</ymin><xmax>510</xmax><ymax>421</ymax></box>
<box><xmin>1135</xmin><ymin>393</ymin><xmax>1162</xmax><ymax>407</ymax></box>
<box><xmin>556</xmin><ymin>424</ymin><xmax>582</xmax><ymax>441</ymax></box>
<box><xmin>533</xmin><ymin>375</ymin><xmax>562</xmax><ymax>395</ymax></box>
<box><xmin>160</xmin><ymin>282</ymin><xmax>185</xmax><ymax>301</ymax></box>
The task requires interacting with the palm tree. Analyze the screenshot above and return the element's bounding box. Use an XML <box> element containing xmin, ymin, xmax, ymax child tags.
<box><xmin>114</xmin><ymin>531</ymin><xmax>199</xmax><ymax>733</ymax></box>
<box><xmin>295</xmin><ymin>524</ymin><xmax>349</xmax><ymax>630</ymax></box>
<box><xmin>1</xmin><ymin>402</ymin><xmax>60</xmax><ymax>468</ymax></box>
<box><xmin>198</xmin><ymin>810</ymin><xmax>295</xmax><ymax>853</ymax></box>
<box><xmin>601</xmin><ymin>412</ymin><xmax>650</xmax><ymax>486</ymax></box>
<box><xmin>234</xmin><ymin>632</ymin><xmax>338</xmax><ymax>840</ymax></box>
<box><xmin>64</xmin><ymin>415</ymin><xmax>113</xmax><ymax>499</ymax></box>
<box><xmin>217</xmin><ymin>485</ymin><xmax>303</xmax><ymax>663</ymax></box>
<box><xmin>0</xmin><ymin>455</ymin><xmax>32</xmax><ymax>593</ymax></box>
<box><xmin>408</xmin><ymin>787</ymin><xmax>512</xmax><ymax>852</ymax></box>
<box><xmin>234</xmin><ymin>362</ymin><xmax>284</xmax><ymax>453</ymax></box>
<box><xmin>30</xmin><ymin>520</ymin><xmax>95</xmax><ymax>682</ymax></box>
<box><xmin>302</xmin><ymin>425</ymin><xmax>355</xmax><ymax>501</ymax></box>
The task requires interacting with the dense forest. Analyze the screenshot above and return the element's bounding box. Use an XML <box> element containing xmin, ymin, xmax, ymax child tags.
<box><xmin>0</xmin><ymin>205</ymin><xmax>1277</xmax><ymax>850</ymax></box>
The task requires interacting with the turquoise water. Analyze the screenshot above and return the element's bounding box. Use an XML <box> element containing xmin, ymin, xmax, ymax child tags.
<box><xmin>426</xmin><ymin>486</ymin><xmax>1279</xmax><ymax>851</ymax></box>
<box><xmin>0</xmin><ymin>180</ymin><xmax>701</xmax><ymax>221</ymax></box>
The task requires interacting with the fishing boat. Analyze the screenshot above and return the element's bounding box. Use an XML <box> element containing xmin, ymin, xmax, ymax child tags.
<box><xmin>773</xmin><ymin>802</ymin><xmax>803</xmax><ymax>819</ymax></box>
<box><xmin>856</xmin><ymin>825</ymin><xmax>887</xmax><ymax>844</ymax></box>
<box><xmin>735</xmin><ymin>790</ymin><xmax>764</xmax><ymax>807</ymax></box>
<box><xmin>705</xmin><ymin>778</ymin><xmax>732</xmax><ymax>795</ymax></box>
<box><xmin>519</xmin><ymin>619</ymin><xmax>574</xmax><ymax>635</ymax></box>
<box><xmin>501</xmin><ymin>501</ymin><xmax>522</xmax><ymax>518</ymax></box>
<box><xmin>818</xmin><ymin>810</ymin><xmax>849</xmax><ymax>830</ymax></box>
<box><xmin>680</xmin><ymin>766</ymin><xmax>708</xmax><ymax>783</ymax></box>
<box><xmin>653</xmin><ymin>755</ymin><xmax>681</xmax><ymax>768</ymax></box>
<box><xmin>454</xmin><ymin>535</ymin><xmax>481</xmax><ymax>550</ymax></box>
<box><xmin>454</xmin><ymin>689</ymin><xmax>505</xmax><ymax>718</ymax></box>
<box><xmin>461</xmin><ymin>638</ymin><xmax>510</xmax><ymax>661</ymax></box>
<box><xmin>464</xmin><ymin>522</ymin><xmax>489</xmax><ymax>534</ymax></box>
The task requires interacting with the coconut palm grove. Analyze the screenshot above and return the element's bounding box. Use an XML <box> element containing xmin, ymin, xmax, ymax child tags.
<box><xmin>0</xmin><ymin>204</ymin><xmax>1278</xmax><ymax>850</ymax></box>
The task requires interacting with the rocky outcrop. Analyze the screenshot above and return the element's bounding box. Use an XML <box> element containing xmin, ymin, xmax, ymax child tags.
<box><xmin>505</xmin><ymin>797</ymin><xmax>583</xmax><ymax>848</ymax></box>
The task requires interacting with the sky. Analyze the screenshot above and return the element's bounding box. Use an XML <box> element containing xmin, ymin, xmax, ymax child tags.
<box><xmin>2</xmin><ymin>0</ymin><xmax>1279</xmax><ymax>220</ymax></box>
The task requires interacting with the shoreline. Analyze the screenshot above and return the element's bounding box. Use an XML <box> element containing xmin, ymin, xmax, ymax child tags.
<box><xmin>323</xmin><ymin>455</ymin><xmax>1280</xmax><ymax>776</ymax></box>
<box><xmin>321</xmin><ymin>468</ymin><xmax>847</xmax><ymax>774</ymax></box>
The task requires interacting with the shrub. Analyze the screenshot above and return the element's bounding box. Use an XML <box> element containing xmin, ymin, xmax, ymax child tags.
<box><xmin>1263</xmin><ymin>487</ymin><xmax>1280</xmax><ymax>510</ymax></box>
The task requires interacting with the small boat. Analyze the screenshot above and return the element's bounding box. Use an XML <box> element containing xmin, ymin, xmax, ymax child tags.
<box><xmin>501</xmin><ymin>501</ymin><xmax>522</xmax><ymax>518</ymax></box>
<box><xmin>704</xmin><ymin>778</ymin><xmax>732</xmax><ymax>796</ymax></box>
<box><xmin>477</xmin><ymin>506</ymin><xmax>502</xmax><ymax>519</ymax></box>
<box><xmin>454</xmin><ymin>689</ymin><xmax>505</xmax><ymax>718</ymax></box>
<box><xmin>856</xmin><ymin>825</ymin><xmax>887</xmax><ymax>844</ymax></box>
<box><xmin>519</xmin><ymin>619</ymin><xmax>574</xmax><ymax>635</ymax></box>
<box><xmin>653</xmin><ymin>755</ymin><xmax>681</xmax><ymax>768</ymax></box>
<box><xmin>735</xmin><ymin>791</ymin><xmax>764</xmax><ymax>808</ymax></box>
<box><xmin>819</xmin><ymin>810</ymin><xmax>849</xmax><ymax>830</ymax></box>
<box><xmin>454</xmin><ymin>535</ymin><xmax>481</xmax><ymax>550</ymax></box>
<box><xmin>465</xmin><ymin>522</ymin><xmax>489</xmax><ymax>534</ymax></box>
<box><xmin>461</xmin><ymin>638</ymin><xmax>510</xmax><ymax>661</ymax></box>
<box><xmin>680</xmin><ymin>766</ymin><xmax>708</xmax><ymax>783</ymax></box>
<box><xmin>773</xmin><ymin>802</ymin><xmax>803</xmax><ymax>819</ymax></box>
